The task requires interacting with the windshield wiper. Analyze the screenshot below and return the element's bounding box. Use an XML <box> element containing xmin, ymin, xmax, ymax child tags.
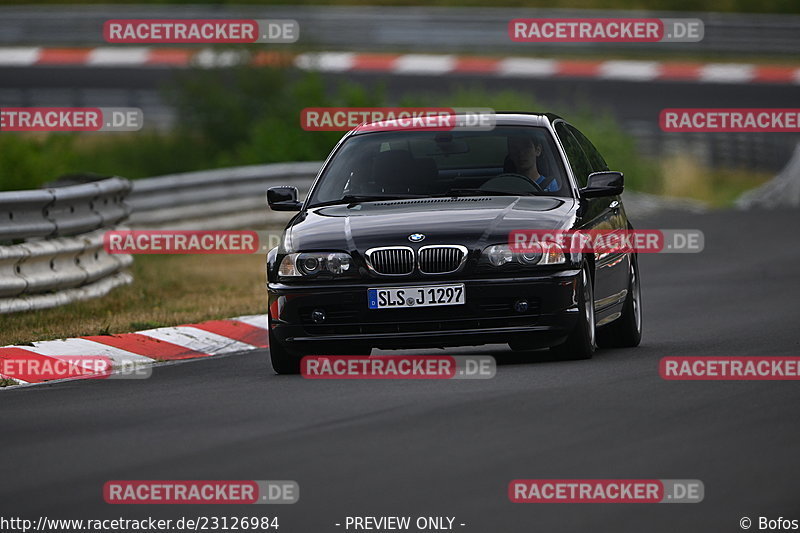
<box><xmin>310</xmin><ymin>194</ymin><xmax>426</xmax><ymax>208</ymax></box>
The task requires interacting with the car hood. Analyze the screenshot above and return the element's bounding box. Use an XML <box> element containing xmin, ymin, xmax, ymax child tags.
<box><xmin>283</xmin><ymin>196</ymin><xmax>577</xmax><ymax>253</ymax></box>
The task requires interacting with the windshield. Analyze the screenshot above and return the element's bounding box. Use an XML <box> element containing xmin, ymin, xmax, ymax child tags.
<box><xmin>307</xmin><ymin>126</ymin><xmax>571</xmax><ymax>207</ymax></box>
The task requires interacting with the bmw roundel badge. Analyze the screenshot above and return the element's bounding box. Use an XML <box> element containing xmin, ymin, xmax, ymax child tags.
<box><xmin>408</xmin><ymin>233</ymin><xmax>425</xmax><ymax>242</ymax></box>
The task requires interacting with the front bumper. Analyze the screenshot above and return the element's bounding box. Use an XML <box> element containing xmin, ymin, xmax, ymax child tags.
<box><xmin>268</xmin><ymin>270</ymin><xmax>581</xmax><ymax>351</ymax></box>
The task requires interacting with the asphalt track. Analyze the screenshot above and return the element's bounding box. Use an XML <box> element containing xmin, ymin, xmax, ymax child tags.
<box><xmin>2</xmin><ymin>206</ymin><xmax>799</xmax><ymax>532</ymax></box>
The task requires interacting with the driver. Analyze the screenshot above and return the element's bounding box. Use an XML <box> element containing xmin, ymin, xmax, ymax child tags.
<box><xmin>507</xmin><ymin>135</ymin><xmax>560</xmax><ymax>193</ymax></box>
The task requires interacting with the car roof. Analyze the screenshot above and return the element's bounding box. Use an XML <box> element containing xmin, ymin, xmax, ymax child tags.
<box><xmin>351</xmin><ymin>112</ymin><xmax>562</xmax><ymax>135</ymax></box>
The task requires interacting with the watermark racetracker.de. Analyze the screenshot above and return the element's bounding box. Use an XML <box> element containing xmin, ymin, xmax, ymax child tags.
<box><xmin>104</xmin><ymin>19</ymin><xmax>299</xmax><ymax>43</ymax></box>
<box><xmin>509</xmin><ymin>18</ymin><xmax>703</xmax><ymax>43</ymax></box>
<box><xmin>301</xmin><ymin>355</ymin><xmax>496</xmax><ymax>379</ymax></box>
<box><xmin>660</xmin><ymin>357</ymin><xmax>800</xmax><ymax>380</ymax></box>
<box><xmin>103</xmin><ymin>230</ymin><xmax>283</xmax><ymax>255</ymax></box>
<box><xmin>509</xmin><ymin>479</ymin><xmax>704</xmax><ymax>503</ymax></box>
<box><xmin>300</xmin><ymin>107</ymin><xmax>496</xmax><ymax>131</ymax></box>
<box><xmin>104</xmin><ymin>480</ymin><xmax>298</xmax><ymax>504</ymax></box>
<box><xmin>660</xmin><ymin>108</ymin><xmax>800</xmax><ymax>132</ymax></box>
<box><xmin>0</xmin><ymin>355</ymin><xmax>151</xmax><ymax>383</ymax></box>
<box><xmin>508</xmin><ymin>229</ymin><xmax>705</xmax><ymax>254</ymax></box>
<box><xmin>0</xmin><ymin>107</ymin><xmax>143</xmax><ymax>132</ymax></box>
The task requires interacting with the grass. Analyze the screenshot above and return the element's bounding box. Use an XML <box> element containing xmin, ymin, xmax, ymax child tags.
<box><xmin>0</xmin><ymin>68</ymin><xmax>359</xmax><ymax>192</ymax></box>
<box><xmin>656</xmin><ymin>154</ymin><xmax>772</xmax><ymax>207</ymax></box>
<box><xmin>0</xmin><ymin>252</ymin><xmax>268</xmax><ymax>347</ymax></box>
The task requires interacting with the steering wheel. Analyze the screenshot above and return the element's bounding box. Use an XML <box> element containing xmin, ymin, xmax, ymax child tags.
<box><xmin>480</xmin><ymin>173</ymin><xmax>545</xmax><ymax>194</ymax></box>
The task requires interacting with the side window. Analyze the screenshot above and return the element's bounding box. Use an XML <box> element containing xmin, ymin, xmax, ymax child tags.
<box><xmin>554</xmin><ymin>122</ymin><xmax>592</xmax><ymax>188</ymax></box>
<box><xmin>566</xmin><ymin>124</ymin><xmax>609</xmax><ymax>173</ymax></box>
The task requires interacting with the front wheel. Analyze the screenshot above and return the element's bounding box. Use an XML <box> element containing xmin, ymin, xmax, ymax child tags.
<box><xmin>268</xmin><ymin>320</ymin><xmax>302</xmax><ymax>375</ymax></box>
<box><xmin>597</xmin><ymin>254</ymin><xmax>643</xmax><ymax>348</ymax></box>
<box><xmin>550</xmin><ymin>262</ymin><xmax>596</xmax><ymax>360</ymax></box>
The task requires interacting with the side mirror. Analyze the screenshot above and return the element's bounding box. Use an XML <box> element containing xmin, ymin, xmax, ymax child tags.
<box><xmin>580</xmin><ymin>171</ymin><xmax>624</xmax><ymax>198</ymax></box>
<box><xmin>267</xmin><ymin>186</ymin><xmax>302</xmax><ymax>211</ymax></box>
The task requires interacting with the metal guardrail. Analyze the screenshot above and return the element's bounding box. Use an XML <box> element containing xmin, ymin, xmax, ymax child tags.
<box><xmin>128</xmin><ymin>162</ymin><xmax>322</xmax><ymax>230</ymax></box>
<box><xmin>627</xmin><ymin>123</ymin><xmax>800</xmax><ymax>173</ymax></box>
<box><xmin>0</xmin><ymin>6</ymin><xmax>798</xmax><ymax>56</ymax></box>
<box><xmin>0</xmin><ymin>178</ymin><xmax>133</xmax><ymax>313</ymax></box>
<box><xmin>0</xmin><ymin>230</ymin><xmax>133</xmax><ymax>313</ymax></box>
<box><xmin>0</xmin><ymin>190</ymin><xmax>56</xmax><ymax>242</ymax></box>
<box><xmin>0</xmin><ymin>162</ymin><xmax>323</xmax><ymax>313</ymax></box>
<box><xmin>0</xmin><ymin>177</ymin><xmax>131</xmax><ymax>243</ymax></box>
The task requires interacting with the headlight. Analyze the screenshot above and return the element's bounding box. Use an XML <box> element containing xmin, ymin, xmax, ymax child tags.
<box><xmin>539</xmin><ymin>241</ymin><xmax>566</xmax><ymax>265</ymax></box>
<box><xmin>278</xmin><ymin>252</ymin><xmax>353</xmax><ymax>277</ymax></box>
<box><xmin>485</xmin><ymin>244</ymin><xmax>513</xmax><ymax>267</ymax></box>
<box><xmin>482</xmin><ymin>242</ymin><xmax>565</xmax><ymax>267</ymax></box>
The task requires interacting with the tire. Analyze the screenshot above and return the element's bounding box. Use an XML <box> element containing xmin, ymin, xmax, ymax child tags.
<box><xmin>267</xmin><ymin>319</ymin><xmax>371</xmax><ymax>374</ymax></box>
<box><xmin>550</xmin><ymin>262</ymin><xmax>596</xmax><ymax>360</ymax></box>
<box><xmin>597</xmin><ymin>254</ymin><xmax>643</xmax><ymax>348</ymax></box>
<box><xmin>268</xmin><ymin>320</ymin><xmax>302</xmax><ymax>375</ymax></box>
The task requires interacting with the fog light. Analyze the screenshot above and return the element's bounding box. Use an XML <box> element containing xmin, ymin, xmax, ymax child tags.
<box><xmin>311</xmin><ymin>309</ymin><xmax>326</xmax><ymax>323</ymax></box>
<box><xmin>513</xmin><ymin>299</ymin><xmax>529</xmax><ymax>313</ymax></box>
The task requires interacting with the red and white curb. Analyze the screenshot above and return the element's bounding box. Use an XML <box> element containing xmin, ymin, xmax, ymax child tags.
<box><xmin>0</xmin><ymin>46</ymin><xmax>798</xmax><ymax>85</ymax></box>
<box><xmin>295</xmin><ymin>53</ymin><xmax>800</xmax><ymax>85</ymax></box>
<box><xmin>0</xmin><ymin>314</ymin><xmax>268</xmax><ymax>388</ymax></box>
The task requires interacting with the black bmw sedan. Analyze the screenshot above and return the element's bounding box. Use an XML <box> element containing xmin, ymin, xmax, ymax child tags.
<box><xmin>265</xmin><ymin>113</ymin><xmax>642</xmax><ymax>374</ymax></box>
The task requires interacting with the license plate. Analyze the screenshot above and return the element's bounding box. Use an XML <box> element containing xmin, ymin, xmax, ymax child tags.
<box><xmin>368</xmin><ymin>284</ymin><xmax>465</xmax><ymax>309</ymax></box>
